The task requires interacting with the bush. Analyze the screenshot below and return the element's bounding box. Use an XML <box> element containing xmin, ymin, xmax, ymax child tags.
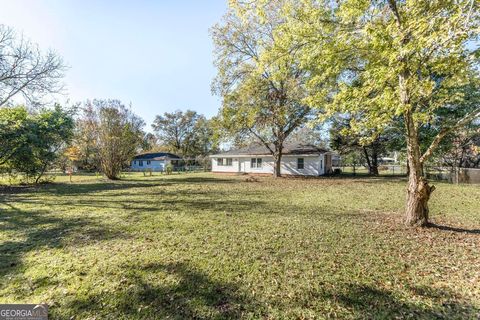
<box><xmin>0</xmin><ymin>105</ymin><xmax>74</xmax><ymax>184</ymax></box>
<box><xmin>333</xmin><ymin>168</ymin><xmax>342</xmax><ymax>175</ymax></box>
<box><xmin>165</xmin><ymin>164</ymin><xmax>173</xmax><ymax>175</ymax></box>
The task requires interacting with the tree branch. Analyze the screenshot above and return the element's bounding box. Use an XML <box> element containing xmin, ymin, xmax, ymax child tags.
<box><xmin>387</xmin><ymin>0</ymin><xmax>402</xmax><ymax>27</ymax></box>
<box><xmin>420</xmin><ymin>108</ymin><xmax>480</xmax><ymax>164</ymax></box>
<box><xmin>247</xmin><ymin>127</ymin><xmax>274</xmax><ymax>154</ymax></box>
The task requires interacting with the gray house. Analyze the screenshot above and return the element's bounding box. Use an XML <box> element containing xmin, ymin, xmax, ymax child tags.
<box><xmin>130</xmin><ymin>152</ymin><xmax>181</xmax><ymax>172</ymax></box>
<box><xmin>210</xmin><ymin>144</ymin><xmax>333</xmax><ymax>176</ymax></box>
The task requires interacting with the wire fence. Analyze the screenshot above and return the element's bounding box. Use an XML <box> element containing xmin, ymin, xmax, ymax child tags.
<box><xmin>130</xmin><ymin>165</ymin><xmax>209</xmax><ymax>176</ymax></box>
<box><xmin>335</xmin><ymin>165</ymin><xmax>407</xmax><ymax>176</ymax></box>
<box><xmin>425</xmin><ymin>166</ymin><xmax>480</xmax><ymax>184</ymax></box>
<box><xmin>335</xmin><ymin>165</ymin><xmax>480</xmax><ymax>184</ymax></box>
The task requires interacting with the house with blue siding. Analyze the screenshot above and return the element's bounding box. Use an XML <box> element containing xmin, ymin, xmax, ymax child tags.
<box><xmin>130</xmin><ymin>152</ymin><xmax>181</xmax><ymax>172</ymax></box>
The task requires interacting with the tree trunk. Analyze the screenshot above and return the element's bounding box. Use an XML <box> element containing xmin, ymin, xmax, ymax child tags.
<box><xmin>405</xmin><ymin>166</ymin><xmax>435</xmax><ymax>226</ymax></box>
<box><xmin>273</xmin><ymin>152</ymin><xmax>282</xmax><ymax>178</ymax></box>
<box><xmin>363</xmin><ymin>146</ymin><xmax>379</xmax><ymax>175</ymax></box>
<box><xmin>363</xmin><ymin>145</ymin><xmax>379</xmax><ymax>175</ymax></box>
<box><xmin>404</xmin><ymin>111</ymin><xmax>435</xmax><ymax>227</ymax></box>
<box><xmin>102</xmin><ymin>160</ymin><xmax>120</xmax><ymax>180</ymax></box>
<box><xmin>370</xmin><ymin>144</ymin><xmax>379</xmax><ymax>175</ymax></box>
<box><xmin>35</xmin><ymin>161</ymin><xmax>50</xmax><ymax>184</ymax></box>
<box><xmin>363</xmin><ymin>146</ymin><xmax>371</xmax><ymax>171</ymax></box>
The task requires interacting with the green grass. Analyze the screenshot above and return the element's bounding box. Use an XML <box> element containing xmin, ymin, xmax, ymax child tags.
<box><xmin>1</xmin><ymin>173</ymin><xmax>479</xmax><ymax>319</ymax></box>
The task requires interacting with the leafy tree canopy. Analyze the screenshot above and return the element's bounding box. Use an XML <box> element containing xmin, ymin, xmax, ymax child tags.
<box><xmin>0</xmin><ymin>104</ymin><xmax>74</xmax><ymax>183</ymax></box>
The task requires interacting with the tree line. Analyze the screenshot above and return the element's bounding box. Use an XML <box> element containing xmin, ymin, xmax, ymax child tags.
<box><xmin>211</xmin><ymin>0</ymin><xmax>480</xmax><ymax>227</ymax></box>
<box><xmin>0</xmin><ymin>103</ymin><xmax>218</xmax><ymax>182</ymax></box>
<box><xmin>0</xmin><ymin>24</ymin><xmax>217</xmax><ymax>182</ymax></box>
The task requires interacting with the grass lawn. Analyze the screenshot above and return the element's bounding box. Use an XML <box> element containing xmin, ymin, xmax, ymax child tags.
<box><xmin>0</xmin><ymin>172</ymin><xmax>479</xmax><ymax>319</ymax></box>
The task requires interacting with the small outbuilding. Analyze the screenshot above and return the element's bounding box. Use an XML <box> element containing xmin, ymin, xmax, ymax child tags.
<box><xmin>130</xmin><ymin>152</ymin><xmax>181</xmax><ymax>172</ymax></box>
<box><xmin>210</xmin><ymin>143</ymin><xmax>332</xmax><ymax>176</ymax></box>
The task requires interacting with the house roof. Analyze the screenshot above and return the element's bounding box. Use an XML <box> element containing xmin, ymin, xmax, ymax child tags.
<box><xmin>211</xmin><ymin>143</ymin><xmax>329</xmax><ymax>157</ymax></box>
<box><xmin>133</xmin><ymin>152</ymin><xmax>181</xmax><ymax>160</ymax></box>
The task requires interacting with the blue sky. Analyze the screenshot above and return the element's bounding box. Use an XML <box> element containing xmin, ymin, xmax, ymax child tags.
<box><xmin>0</xmin><ymin>0</ymin><xmax>227</xmax><ymax>127</ymax></box>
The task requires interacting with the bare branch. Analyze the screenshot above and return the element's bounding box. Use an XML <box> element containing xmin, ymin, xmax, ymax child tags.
<box><xmin>0</xmin><ymin>25</ymin><xmax>65</xmax><ymax>106</ymax></box>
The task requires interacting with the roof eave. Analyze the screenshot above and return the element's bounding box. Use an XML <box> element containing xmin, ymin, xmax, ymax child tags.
<box><xmin>209</xmin><ymin>152</ymin><xmax>328</xmax><ymax>158</ymax></box>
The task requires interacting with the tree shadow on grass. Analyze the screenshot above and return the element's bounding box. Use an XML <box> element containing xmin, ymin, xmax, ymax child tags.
<box><xmin>58</xmin><ymin>262</ymin><xmax>262</xmax><ymax>319</ymax></box>
<box><xmin>338</xmin><ymin>176</ymin><xmax>407</xmax><ymax>184</ymax></box>
<box><xmin>334</xmin><ymin>172</ymin><xmax>406</xmax><ymax>179</ymax></box>
<box><xmin>315</xmin><ymin>283</ymin><xmax>479</xmax><ymax>319</ymax></box>
<box><xmin>0</xmin><ymin>205</ymin><xmax>128</xmax><ymax>278</ymax></box>
<box><xmin>56</xmin><ymin>272</ymin><xmax>480</xmax><ymax>319</ymax></box>
<box><xmin>37</xmin><ymin>181</ymin><xmax>170</xmax><ymax>196</ymax></box>
<box><xmin>1</xmin><ymin>181</ymin><xmax>270</xmax><ymax>218</ymax></box>
<box><xmin>0</xmin><ymin>176</ymin><xmax>241</xmax><ymax>197</ymax></box>
<box><xmin>125</xmin><ymin>176</ymin><xmax>240</xmax><ymax>184</ymax></box>
<box><xmin>426</xmin><ymin>223</ymin><xmax>480</xmax><ymax>235</ymax></box>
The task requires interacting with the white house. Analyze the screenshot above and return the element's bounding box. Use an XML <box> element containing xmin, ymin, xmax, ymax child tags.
<box><xmin>210</xmin><ymin>144</ymin><xmax>333</xmax><ymax>176</ymax></box>
<box><xmin>130</xmin><ymin>152</ymin><xmax>181</xmax><ymax>171</ymax></box>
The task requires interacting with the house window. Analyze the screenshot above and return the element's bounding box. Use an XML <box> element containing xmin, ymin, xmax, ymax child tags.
<box><xmin>226</xmin><ymin>158</ymin><xmax>232</xmax><ymax>166</ymax></box>
<box><xmin>251</xmin><ymin>158</ymin><xmax>262</xmax><ymax>168</ymax></box>
<box><xmin>147</xmin><ymin>160</ymin><xmax>151</xmax><ymax>165</ymax></box>
<box><xmin>139</xmin><ymin>160</ymin><xmax>143</xmax><ymax>167</ymax></box>
<box><xmin>133</xmin><ymin>161</ymin><xmax>136</xmax><ymax>165</ymax></box>
<box><xmin>297</xmin><ymin>158</ymin><xmax>304</xmax><ymax>169</ymax></box>
<box><xmin>217</xmin><ymin>158</ymin><xmax>224</xmax><ymax>166</ymax></box>
<box><xmin>320</xmin><ymin>159</ymin><xmax>323</xmax><ymax>169</ymax></box>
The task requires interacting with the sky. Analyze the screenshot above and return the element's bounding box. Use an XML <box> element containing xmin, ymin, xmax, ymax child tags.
<box><xmin>0</xmin><ymin>0</ymin><xmax>227</xmax><ymax>128</ymax></box>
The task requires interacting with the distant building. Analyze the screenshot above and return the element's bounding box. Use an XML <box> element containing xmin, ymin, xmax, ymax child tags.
<box><xmin>379</xmin><ymin>157</ymin><xmax>396</xmax><ymax>165</ymax></box>
<box><xmin>331</xmin><ymin>153</ymin><xmax>341</xmax><ymax>167</ymax></box>
<box><xmin>210</xmin><ymin>143</ymin><xmax>333</xmax><ymax>176</ymax></box>
<box><xmin>130</xmin><ymin>152</ymin><xmax>181</xmax><ymax>171</ymax></box>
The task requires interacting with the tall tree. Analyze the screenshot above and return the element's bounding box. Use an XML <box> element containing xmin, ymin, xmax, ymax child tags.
<box><xmin>73</xmin><ymin>101</ymin><xmax>101</xmax><ymax>171</ymax></box>
<box><xmin>152</xmin><ymin>110</ymin><xmax>215</xmax><ymax>158</ymax></box>
<box><xmin>141</xmin><ymin>133</ymin><xmax>158</xmax><ymax>152</ymax></box>
<box><xmin>275</xmin><ymin>0</ymin><xmax>480</xmax><ymax>226</ymax></box>
<box><xmin>286</xmin><ymin>125</ymin><xmax>327</xmax><ymax>147</ymax></box>
<box><xmin>188</xmin><ymin>116</ymin><xmax>218</xmax><ymax>157</ymax></box>
<box><xmin>212</xmin><ymin>1</ymin><xmax>320</xmax><ymax>177</ymax></box>
<box><xmin>0</xmin><ymin>25</ymin><xmax>65</xmax><ymax>106</ymax></box>
<box><xmin>152</xmin><ymin>110</ymin><xmax>198</xmax><ymax>155</ymax></box>
<box><xmin>96</xmin><ymin>100</ymin><xmax>145</xmax><ymax>179</ymax></box>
